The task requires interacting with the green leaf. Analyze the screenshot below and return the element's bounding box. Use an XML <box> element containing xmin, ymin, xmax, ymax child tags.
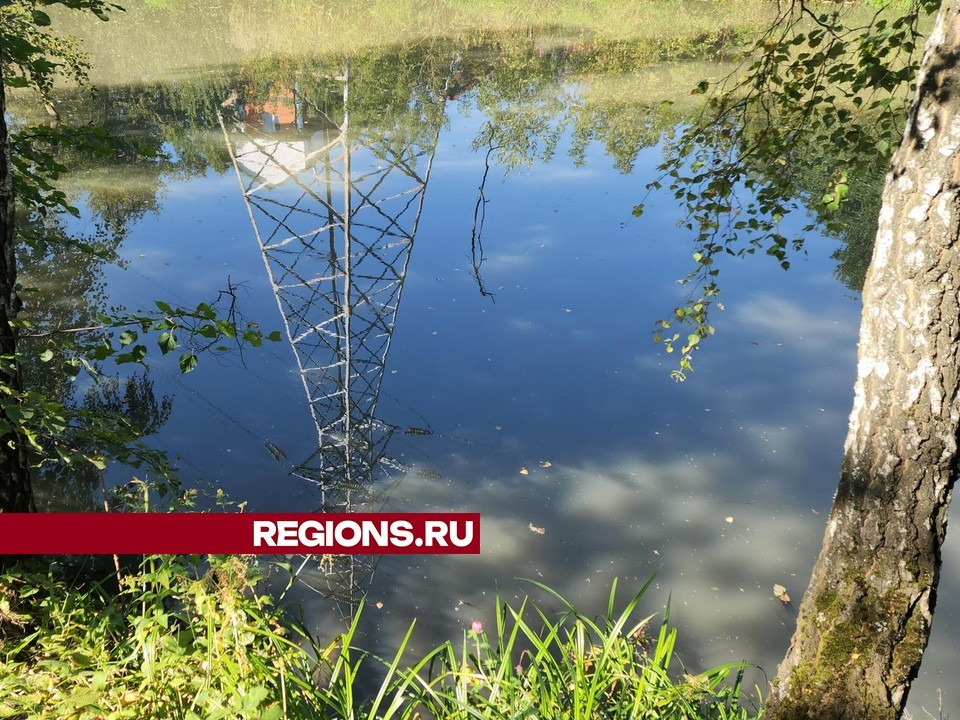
<box><xmin>158</xmin><ymin>331</ymin><xmax>177</xmax><ymax>355</ymax></box>
<box><xmin>64</xmin><ymin>358</ymin><xmax>82</xmax><ymax>379</ymax></box>
<box><xmin>195</xmin><ymin>302</ymin><xmax>216</xmax><ymax>320</ymax></box>
<box><xmin>116</xmin><ymin>344</ymin><xmax>147</xmax><ymax>365</ymax></box>
<box><xmin>85</xmin><ymin>455</ymin><xmax>107</xmax><ymax>471</ymax></box>
<box><xmin>178</xmin><ymin>353</ymin><xmax>198</xmax><ymax>374</ymax></box>
<box><xmin>266</xmin><ymin>331</ymin><xmax>282</xmax><ymax>342</ymax></box>
<box><xmin>119</xmin><ymin>330</ymin><xmax>138</xmax><ymax>346</ymax></box>
<box><xmin>216</xmin><ymin>320</ymin><xmax>237</xmax><ymax>340</ymax></box>
<box><xmin>39</xmin><ymin>349</ymin><xmax>54</xmax><ymax>363</ymax></box>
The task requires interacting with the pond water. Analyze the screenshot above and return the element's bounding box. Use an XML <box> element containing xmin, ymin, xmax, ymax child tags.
<box><xmin>16</xmin><ymin>2</ymin><xmax>960</xmax><ymax>716</ymax></box>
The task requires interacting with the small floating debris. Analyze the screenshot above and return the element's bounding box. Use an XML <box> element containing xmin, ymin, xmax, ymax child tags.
<box><xmin>528</xmin><ymin>523</ymin><xmax>546</xmax><ymax>535</ymax></box>
<box><xmin>773</xmin><ymin>584</ymin><xmax>791</xmax><ymax>603</ymax></box>
<box><xmin>539</xmin><ymin>460</ymin><xmax>552</xmax><ymax>468</ymax></box>
<box><xmin>417</xmin><ymin>469</ymin><xmax>443</xmax><ymax>480</ymax></box>
<box><xmin>520</xmin><ymin>467</ymin><xmax>529</xmax><ymax>475</ymax></box>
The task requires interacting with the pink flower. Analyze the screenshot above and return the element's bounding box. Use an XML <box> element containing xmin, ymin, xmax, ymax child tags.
<box><xmin>471</xmin><ymin>620</ymin><xmax>484</xmax><ymax>634</ymax></box>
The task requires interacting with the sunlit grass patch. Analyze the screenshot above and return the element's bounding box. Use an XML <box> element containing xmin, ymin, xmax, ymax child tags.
<box><xmin>411</xmin><ymin>577</ymin><xmax>760</xmax><ymax>720</ymax></box>
<box><xmin>0</xmin><ymin>556</ymin><xmax>760</xmax><ymax>719</ymax></box>
<box><xmin>51</xmin><ymin>0</ymin><xmax>778</xmax><ymax>85</ymax></box>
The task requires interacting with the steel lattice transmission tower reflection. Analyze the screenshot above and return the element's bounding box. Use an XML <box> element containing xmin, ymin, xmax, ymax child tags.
<box><xmin>219</xmin><ymin>62</ymin><xmax>444</xmax><ymax>516</ymax></box>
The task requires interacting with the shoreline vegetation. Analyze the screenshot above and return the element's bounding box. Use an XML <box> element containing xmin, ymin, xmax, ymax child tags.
<box><xmin>51</xmin><ymin>0</ymin><xmax>779</xmax><ymax>85</ymax></box>
<box><xmin>0</xmin><ymin>555</ymin><xmax>761</xmax><ymax>719</ymax></box>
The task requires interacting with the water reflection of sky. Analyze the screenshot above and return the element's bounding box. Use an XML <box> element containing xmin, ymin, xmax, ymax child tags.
<box><xmin>57</xmin><ymin>80</ymin><xmax>958</xmax><ymax>718</ymax></box>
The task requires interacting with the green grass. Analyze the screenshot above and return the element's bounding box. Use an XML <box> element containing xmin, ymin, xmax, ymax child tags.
<box><xmin>0</xmin><ymin>555</ymin><xmax>761</xmax><ymax>719</ymax></box>
<box><xmin>49</xmin><ymin>0</ymin><xmax>777</xmax><ymax>85</ymax></box>
<box><xmin>412</xmin><ymin>577</ymin><xmax>760</xmax><ymax>719</ymax></box>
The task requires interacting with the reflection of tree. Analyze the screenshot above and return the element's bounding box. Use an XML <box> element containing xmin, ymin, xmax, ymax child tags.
<box><xmin>220</xmin><ymin>59</ymin><xmax>448</xmax><ymax>615</ymax></box>
<box><xmin>15</xmin><ymin>208</ymin><xmax>176</xmax><ymax>510</ymax></box>
<box><xmin>800</xmin><ymin>159</ymin><xmax>885</xmax><ymax>294</ymax></box>
<box><xmin>84</xmin><ymin>374</ymin><xmax>173</xmax><ymax>438</ymax></box>
<box><xmin>17</xmin><ymin>31</ymin><xmax>717</xmax><ymax>193</ymax></box>
<box><xmin>18</xmin><ymin>215</ymin><xmax>115</xmax><ymax>342</ymax></box>
<box><xmin>469</xmin><ymin>136</ymin><xmax>497</xmax><ymax>300</ymax></box>
<box><xmin>32</xmin><ymin>373</ymin><xmax>173</xmax><ymax>512</ymax></box>
<box><xmin>706</xmin><ymin>120</ymin><xmax>888</xmax><ymax>295</ymax></box>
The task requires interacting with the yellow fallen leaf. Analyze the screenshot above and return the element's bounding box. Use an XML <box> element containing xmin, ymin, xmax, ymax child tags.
<box><xmin>520</xmin><ymin>468</ymin><xmax>529</xmax><ymax>475</ymax></box>
<box><xmin>375</xmin><ymin>601</ymin><xmax>384</xmax><ymax>609</ymax></box>
<box><xmin>539</xmin><ymin>460</ymin><xmax>552</xmax><ymax>468</ymax></box>
<box><xmin>773</xmin><ymin>584</ymin><xmax>790</xmax><ymax>602</ymax></box>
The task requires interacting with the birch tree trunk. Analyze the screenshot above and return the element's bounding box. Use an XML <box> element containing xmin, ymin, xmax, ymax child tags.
<box><xmin>0</xmin><ymin>62</ymin><xmax>35</xmax><ymax>512</ymax></box>
<box><xmin>766</xmin><ymin>2</ymin><xmax>960</xmax><ymax>716</ymax></box>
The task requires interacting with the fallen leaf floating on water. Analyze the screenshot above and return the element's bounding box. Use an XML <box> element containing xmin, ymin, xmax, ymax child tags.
<box><xmin>539</xmin><ymin>460</ymin><xmax>552</xmax><ymax>468</ymax></box>
<box><xmin>528</xmin><ymin>523</ymin><xmax>546</xmax><ymax>535</ymax></box>
<box><xmin>520</xmin><ymin>467</ymin><xmax>529</xmax><ymax>475</ymax></box>
<box><xmin>773</xmin><ymin>584</ymin><xmax>791</xmax><ymax>603</ymax></box>
<box><xmin>375</xmin><ymin>601</ymin><xmax>384</xmax><ymax>610</ymax></box>
<box><xmin>725</xmin><ymin>516</ymin><xmax>734</xmax><ymax>524</ymax></box>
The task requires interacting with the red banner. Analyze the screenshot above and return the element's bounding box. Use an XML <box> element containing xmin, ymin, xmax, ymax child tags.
<box><xmin>0</xmin><ymin>513</ymin><xmax>480</xmax><ymax>555</ymax></box>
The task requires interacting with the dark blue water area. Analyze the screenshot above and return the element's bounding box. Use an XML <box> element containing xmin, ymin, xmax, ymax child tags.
<box><xmin>56</xmin><ymin>86</ymin><xmax>960</xmax><ymax>715</ymax></box>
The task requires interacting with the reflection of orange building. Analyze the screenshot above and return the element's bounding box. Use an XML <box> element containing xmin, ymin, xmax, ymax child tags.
<box><xmin>251</xmin><ymin>98</ymin><xmax>298</xmax><ymax>125</ymax></box>
<box><xmin>242</xmin><ymin>83</ymin><xmax>303</xmax><ymax>133</ymax></box>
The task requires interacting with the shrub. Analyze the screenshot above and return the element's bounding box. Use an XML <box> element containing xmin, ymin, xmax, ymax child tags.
<box><xmin>0</xmin><ymin>555</ymin><xmax>326</xmax><ymax>719</ymax></box>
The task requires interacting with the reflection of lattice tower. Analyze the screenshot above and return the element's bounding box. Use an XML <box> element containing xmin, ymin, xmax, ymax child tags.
<box><xmin>219</xmin><ymin>63</ymin><xmax>441</xmax><ymax>512</ymax></box>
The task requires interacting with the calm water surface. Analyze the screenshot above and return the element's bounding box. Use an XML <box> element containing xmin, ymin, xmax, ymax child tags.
<box><xmin>21</xmin><ymin>6</ymin><xmax>960</xmax><ymax>716</ymax></box>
